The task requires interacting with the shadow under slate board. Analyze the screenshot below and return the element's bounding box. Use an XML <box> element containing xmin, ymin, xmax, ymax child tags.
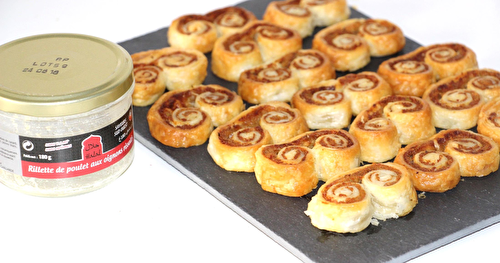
<box><xmin>119</xmin><ymin>0</ymin><xmax>500</xmax><ymax>262</ymax></box>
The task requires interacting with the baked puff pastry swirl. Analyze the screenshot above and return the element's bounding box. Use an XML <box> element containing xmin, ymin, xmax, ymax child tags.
<box><xmin>212</xmin><ymin>21</ymin><xmax>303</xmax><ymax>82</ymax></box>
<box><xmin>238</xmin><ymin>49</ymin><xmax>335</xmax><ymax>104</ymax></box>
<box><xmin>147</xmin><ymin>84</ymin><xmax>244</xmax><ymax>148</ymax></box>
<box><xmin>291</xmin><ymin>80</ymin><xmax>352</xmax><ymax>129</ymax></box>
<box><xmin>422</xmin><ymin>69</ymin><xmax>500</xmax><ymax>129</ymax></box>
<box><xmin>131</xmin><ymin>47</ymin><xmax>208</xmax><ymax>92</ymax></box>
<box><xmin>292</xmin><ymin>72</ymin><xmax>393</xmax><ymax>129</ymax></box>
<box><xmin>478</xmin><ymin>96</ymin><xmax>500</xmax><ymax>146</ymax></box>
<box><xmin>132</xmin><ymin>64</ymin><xmax>167</xmax><ymax>106</ymax></box>
<box><xmin>208</xmin><ymin>101</ymin><xmax>308</xmax><ymax>172</ymax></box>
<box><xmin>335</xmin><ymin>71</ymin><xmax>393</xmax><ymax>115</ymax></box>
<box><xmin>395</xmin><ymin>129</ymin><xmax>499</xmax><ymax>192</ymax></box>
<box><xmin>305</xmin><ymin>162</ymin><xmax>417</xmax><ymax>233</ymax></box>
<box><xmin>350</xmin><ymin>95</ymin><xmax>435</xmax><ymax>163</ymax></box>
<box><xmin>378</xmin><ymin>43</ymin><xmax>478</xmax><ymax>97</ymax></box>
<box><xmin>433</xmin><ymin>129</ymin><xmax>499</xmax><ymax>177</ymax></box>
<box><xmin>255</xmin><ymin>129</ymin><xmax>360</xmax><ymax>197</ymax></box>
<box><xmin>168</xmin><ymin>7</ymin><xmax>257</xmax><ymax>53</ymax></box>
<box><xmin>263</xmin><ymin>0</ymin><xmax>350</xmax><ymax>38</ymax></box>
<box><xmin>313</xmin><ymin>18</ymin><xmax>405</xmax><ymax>71</ymax></box>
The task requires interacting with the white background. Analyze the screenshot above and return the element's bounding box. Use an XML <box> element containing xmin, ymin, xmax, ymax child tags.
<box><xmin>1</xmin><ymin>0</ymin><xmax>499</xmax><ymax>262</ymax></box>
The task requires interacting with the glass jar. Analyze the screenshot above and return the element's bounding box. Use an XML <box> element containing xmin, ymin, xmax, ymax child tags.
<box><xmin>0</xmin><ymin>33</ymin><xmax>135</xmax><ymax>197</ymax></box>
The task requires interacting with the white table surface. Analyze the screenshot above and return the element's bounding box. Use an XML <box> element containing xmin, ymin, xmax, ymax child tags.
<box><xmin>1</xmin><ymin>0</ymin><xmax>499</xmax><ymax>262</ymax></box>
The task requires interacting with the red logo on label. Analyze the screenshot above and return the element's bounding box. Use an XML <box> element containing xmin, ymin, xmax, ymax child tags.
<box><xmin>82</xmin><ymin>135</ymin><xmax>102</xmax><ymax>160</ymax></box>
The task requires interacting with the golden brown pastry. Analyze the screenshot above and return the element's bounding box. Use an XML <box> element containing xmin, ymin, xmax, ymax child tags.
<box><xmin>305</xmin><ymin>162</ymin><xmax>417</xmax><ymax>233</ymax></box>
<box><xmin>168</xmin><ymin>15</ymin><xmax>218</xmax><ymax>53</ymax></box>
<box><xmin>394</xmin><ymin>140</ymin><xmax>461</xmax><ymax>193</ymax></box>
<box><xmin>378</xmin><ymin>43</ymin><xmax>478</xmax><ymax>97</ymax></box>
<box><xmin>423</xmin><ymin>69</ymin><xmax>493</xmax><ymax>130</ymax></box>
<box><xmin>291</xmin><ymin>81</ymin><xmax>352</xmax><ymax>129</ymax></box>
<box><xmin>395</xmin><ymin>129</ymin><xmax>499</xmax><ymax>191</ymax></box>
<box><xmin>205</xmin><ymin>7</ymin><xmax>258</xmax><ymax>36</ymax></box>
<box><xmin>263</xmin><ymin>0</ymin><xmax>350</xmax><ymax>38</ymax></box>
<box><xmin>239</xmin><ymin>49</ymin><xmax>335</xmax><ymax>104</ymax></box>
<box><xmin>433</xmin><ymin>129</ymin><xmax>499</xmax><ymax>177</ymax></box>
<box><xmin>131</xmin><ymin>64</ymin><xmax>167</xmax><ymax>106</ymax></box>
<box><xmin>357</xmin><ymin>19</ymin><xmax>406</xmax><ymax>57</ymax></box>
<box><xmin>478</xmin><ymin>96</ymin><xmax>500</xmax><ymax>146</ymax></box>
<box><xmin>350</xmin><ymin>95</ymin><xmax>435</xmax><ymax>162</ymax></box>
<box><xmin>377</xmin><ymin>55</ymin><xmax>434</xmax><ymax>97</ymax></box>
<box><xmin>255</xmin><ymin>133</ymin><xmax>316</xmax><ymax>197</ymax></box>
<box><xmin>239</xmin><ymin>64</ymin><xmax>299</xmax><ymax>105</ymax></box>
<box><xmin>208</xmin><ymin>101</ymin><xmax>308</xmax><ymax>172</ymax></box>
<box><xmin>378</xmin><ymin>95</ymin><xmax>436</xmax><ymax>145</ymax></box>
<box><xmin>349</xmin><ymin>111</ymin><xmax>400</xmax><ymax>163</ymax></box>
<box><xmin>147</xmin><ymin>84</ymin><xmax>244</xmax><ymax>148</ymax></box>
<box><xmin>313</xmin><ymin>18</ymin><xmax>405</xmax><ymax>71</ymax></box>
<box><xmin>335</xmin><ymin>71</ymin><xmax>393</xmax><ymax>115</ymax></box>
<box><xmin>131</xmin><ymin>47</ymin><xmax>208</xmax><ymax>91</ymax></box>
<box><xmin>168</xmin><ymin>7</ymin><xmax>257</xmax><ymax>53</ymax></box>
<box><xmin>313</xmin><ymin>19</ymin><xmax>370</xmax><ymax>72</ymax></box>
<box><xmin>263</xmin><ymin>0</ymin><xmax>315</xmax><ymax>38</ymax></box>
<box><xmin>465</xmin><ymin>68</ymin><xmax>500</xmax><ymax>101</ymax></box>
<box><xmin>360</xmin><ymin>163</ymin><xmax>417</xmax><ymax>221</ymax></box>
<box><xmin>423</xmin><ymin>43</ymin><xmax>478</xmax><ymax>81</ymax></box>
<box><xmin>311</xmin><ymin>129</ymin><xmax>361</xmax><ymax>182</ymax></box>
<box><xmin>300</xmin><ymin>0</ymin><xmax>350</xmax><ymax>27</ymax></box>
<box><xmin>212</xmin><ymin>21</ymin><xmax>302</xmax><ymax>82</ymax></box>
<box><xmin>255</xmin><ymin>129</ymin><xmax>360</xmax><ymax>197</ymax></box>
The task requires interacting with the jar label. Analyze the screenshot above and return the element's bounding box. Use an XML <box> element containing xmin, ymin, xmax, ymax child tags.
<box><xmin>0</xmin><ymin>107</ymin><xmax>134</xmax><ymax>179</ymax></box>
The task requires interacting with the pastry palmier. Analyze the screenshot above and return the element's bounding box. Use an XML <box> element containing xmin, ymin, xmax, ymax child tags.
<box><xmin>147</xmin><ymin>84</ymin><xmax>244</xmax><ymax>148</ymax></box>
<box><xmin>239</xmin><ymin>64</ymin><xmax>299</xmax><ymax>105</ymax></box>
<box><xmin>300</xmin><ymin>0</ymin><xmax>350</xmax><ymax>27</ymax></box>
<box><xmin>255</xmin><ymin>129</ymin><xmax>360</xmax><ymax>196</ymax></box>
<box><xmin>313</xmin><ymin>19</ymin><xmax>370</xmax><ymax>72</ymax></box>
<box><xmin>478</xmin><ymin>96</ymin><xmax>500</xmax><ymax>146</ymax></box>
<box><xmin>131</xmin><ymin>64</ymin><xmax>167</xmax><ymax>106</ymax></box>
<box><xmin>263</xmin><ymin>0</ymin><xmax>350</xmax><ymax>38</ymax></box>
<box><xmin>131</xmin><ymin>47</ymin><xmax>208</xmax><ymax>91</ymax></box>
<box><xmin>239</xmin><ymin>49</ymin><xmax>335</xmax><ymax>104</ymax></box>
<box><xmin>168</xmin><ymin>7</ymin><xmax>257</xmax><ymax>53</ymax></box>
<box><xmin>335</xmin><ymin>71</ymin><xmax>393</xmax><ymax>115</ymax></box>
<box><xmin>313</xmin><ymin>18</ymin><xmax>405</xmax><ymax>71</ymax></box>
<box><xmin>357</xmin><ymin>19</ymin><xmax>406</xmax><ymax>57</ymax></box>
<box><xmin>349</xmin><ymin>110</ymin><xmax>400</xmax><ymax>163</ymax></box>
<box><xmin>263</xmin><ymin>0</ymin><xmax>315</xmax><ymax>38</ymax></box>
<box><xmin>379</xmin><ymin>95</ymin><xmax>436</xmax><ymax>145</ymax></box>
<box><xmin>350</xmin><ymin>95</ymin><xmax>435</xmax><ymax>162</ymax></box>
<box><xmin>378</xmin><ymin>43</ymin><xmax>478</xmax><ymax>97</ymax></box>
<box><xmin>360</xmin><ymin>163</ymin><xmax>417</xmax><ymax>221</ymax></box>
<box><xmin>433</xmin><ymin>129</ymin><xmax>499</xmax><ymax>177</ymax></box>
<box><xmin>311</xmin><ymin>129</ymin><xmax>361</xmax><ymax>182</ymax></box>
<box><xmin>465</xmin><ymin>68</ymin><xmax>500</xmax><ymax>101</ymax></box>
<box><xmin>168</xmin><ymin>14</ymin><xmax>218</xmax><ymax>53</ymax></box>
<box><xmin>206</xmin><ymin>7</ymin><xmax>257</xmax><ymax>36</ymax></box>
<box><xmin>208</xmin><ymin>101</ymin><xmax>308</xmax><ymax>172</ymax></box>
<box><xmin>423</xmin><ymin>69</ymin><xmax>492</xmax><ymax>130</ymax></box>
<box><xmin>423</xmin><ymin>43</ymin><xmax>478</xmax><ymax>81</ymax></box>
<box><xmin>305</xmin><ymin>163</ymin><xmax>417</xmax><ymax>233</ymax></box>
<box><xmin>212</xmin><ymin>21</ymin><xmax>302</xmax><ymax>82</ymax></box>
<box><xmin>291</xmin><ymin>80</ymin><xmax>352</xmax><ymax>129</ymax></box>
<box><xmin>394</xmin><ymin>140</ymin><xmax>461</xmax><ymax>193</ymax></box>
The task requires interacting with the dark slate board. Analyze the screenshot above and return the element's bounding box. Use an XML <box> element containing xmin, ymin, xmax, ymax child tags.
<box><xmin>119</xmin><ymin>1</ymin><xmax>500</xmax><ymax>262</ymax></box>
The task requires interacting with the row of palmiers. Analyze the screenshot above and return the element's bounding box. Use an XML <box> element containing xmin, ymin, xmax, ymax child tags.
<box><xmin>212</xmin><ymin>17</ymin><xmax>407</xmax><ymax>82</ymax></box>
<box><xmin>167</xmin><ymin>0</ymin><xmax>351</xmax><ymax>53</ymax></box>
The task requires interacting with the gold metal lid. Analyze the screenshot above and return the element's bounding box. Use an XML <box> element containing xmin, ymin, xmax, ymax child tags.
<box><xmin>0</xmin><ymin>33</ymin><xmax>134</xmax><ymax>117</ymax></box>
